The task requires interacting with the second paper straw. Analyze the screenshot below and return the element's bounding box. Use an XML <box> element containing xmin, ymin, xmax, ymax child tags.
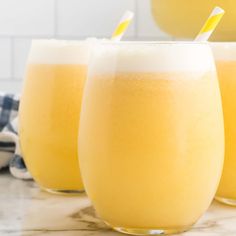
<box><xmin>195</xmin><ymin>6</ymin><xmax>225</xmax><ymax>41</ymax></box>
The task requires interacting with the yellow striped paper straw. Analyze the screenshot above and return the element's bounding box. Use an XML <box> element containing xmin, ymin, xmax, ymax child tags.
<box><xmin>195</xmin><ymin>6</ymin><xmax>225</xmax><ymax>41</ymax></box>
<box><xmin>112</xmin><ymin>11</ymin><xmax>134</xmax><ymax>41</ymax></box>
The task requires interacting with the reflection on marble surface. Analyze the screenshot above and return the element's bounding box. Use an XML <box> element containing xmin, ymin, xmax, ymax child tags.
<box><xmin>1</xmin><ymin>169</ymin><xmax>236</xmax><ymax>236</ymax></box>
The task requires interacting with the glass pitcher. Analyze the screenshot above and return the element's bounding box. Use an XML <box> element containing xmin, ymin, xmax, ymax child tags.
<box><xmin>151</xmin><ymin>0</ymin><xmax>236</xmax><ymax>41</ymax></box>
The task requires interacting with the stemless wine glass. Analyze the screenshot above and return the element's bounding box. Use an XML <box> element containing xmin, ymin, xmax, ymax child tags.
<box><xmin>78</xmin><ymin>42</ymin><xmax>224</xmax><ymax>235</ymax></box>
<box><xmin>211</xmin><ymin>43</ymin><xmax>236</xmax><ymax>206</ymax></box>
<box><xmin>19</xmin><ymin>39</ymin><xmax>90</xmax><ymax>194</ymax></box>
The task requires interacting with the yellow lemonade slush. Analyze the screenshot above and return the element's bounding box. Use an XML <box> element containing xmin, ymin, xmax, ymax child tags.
<box><xmin>20</xmin><ymin>40</ymin><xmax>90</xmax><ymax>193</ymax></box>
<box><xmin>79</xmin><ymin>42</ymin><xmax>224</xmax><ymax>234</ymax></box>
<box><xmin>212</xmin><ymin>43</ymin><xmax>236</xmax><ymax>205</ymax></box>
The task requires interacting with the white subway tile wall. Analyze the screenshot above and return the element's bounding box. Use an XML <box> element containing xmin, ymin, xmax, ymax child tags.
<box><xmin>0</xmin><ymin>38</ymin><xmax>11</xmax><ymax>79</ymax></box>
<box><xmin>57</xmin><ymin>0</ymin><xmax>136</xmax><ymax>37</ymax></box>
<box><xmin>13</xmin><ymin>38</ymin><xmax>32</xmax><ymax>79</ymax></box>
<box><xmin>136</xmin><ymin>0</ymin><xmax>170</xmax><ymax>39</ymax></box>
<box><xmin>0</xmin><ymin>0</ymin><xmax>171</xmax><ymax>93</ymax></box>
<box><xmin>0</xmin><ymin>0</ymin><xmax>55</xmax><ymax>36</ymax></box>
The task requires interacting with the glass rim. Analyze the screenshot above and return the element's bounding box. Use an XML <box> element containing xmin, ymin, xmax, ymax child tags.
<box><xmin>97</xmin><ymin>40</ymin><xmax>210</xmax><ymax>45</ymax></box>
<box><xmin>211</xmin><ymin>42</ymin><xmax>236</xmax><ymax>45</ymax></box>
<box><xmin>30</xmin><ymin>39</ymin><xmax>88</xmax><ymax>47</ymax></box>
<box><xmin>31</xmin><ymin>39</ymin><xmax>85</xmax><ymax>42</ymax></box>
<box><xmin>30</xmin><ymin>39</ymin><xmax>212</xmax><ymax>47</ymax></box>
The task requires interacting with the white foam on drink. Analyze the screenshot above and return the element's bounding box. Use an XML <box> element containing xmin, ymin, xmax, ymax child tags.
<box><xmin>28</xmin><ymin>39</ymin><xmax>92</xmax><ymax>64</ymax></box>
<box><xmin>211</xmin><ymin>43</ymin><xmax>236</xmax><ymax>61</ymax></box>
<box><xmin>90</xmin><ymin>42</ymin><xmax>216</xmax><ymax>74</ymax></box>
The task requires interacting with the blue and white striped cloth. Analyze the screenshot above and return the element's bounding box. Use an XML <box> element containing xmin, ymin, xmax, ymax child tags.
<box><xmin>0</xmin><ymin>93</ymin><xmax>31</xmax><ymax>179</ymax></box>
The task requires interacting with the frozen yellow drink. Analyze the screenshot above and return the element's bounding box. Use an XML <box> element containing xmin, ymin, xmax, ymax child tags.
<box><xmin>79</xmin><ymin>42</ymin><xmax>224</xmax><ymax>235</ymax></box>
<box><xmin>20</xmin><ymin>40</ymin><xmax>90</xmax><ymax>193</ymax></box>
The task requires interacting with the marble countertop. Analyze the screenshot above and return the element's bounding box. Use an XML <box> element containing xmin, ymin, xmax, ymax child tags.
<box><xmin>1</xmin><ymin>170</ymin><xmax>236</xmax><ymax>236</ymax></box>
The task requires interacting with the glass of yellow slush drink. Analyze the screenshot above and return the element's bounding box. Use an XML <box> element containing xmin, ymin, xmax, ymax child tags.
<box><xmin>212</xmin><ymin>43</ymin><xmax>236</xmax><ymax>206</ymax></box>
<box><xmin>19</xmin><ymin>40</ymin><xmax>90</xmax><ymax>194</ymax></box>
<box><xmin>78</xmin><ymin>42</ymin><xmax>224</xmax><ymax>235</ymax></box>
